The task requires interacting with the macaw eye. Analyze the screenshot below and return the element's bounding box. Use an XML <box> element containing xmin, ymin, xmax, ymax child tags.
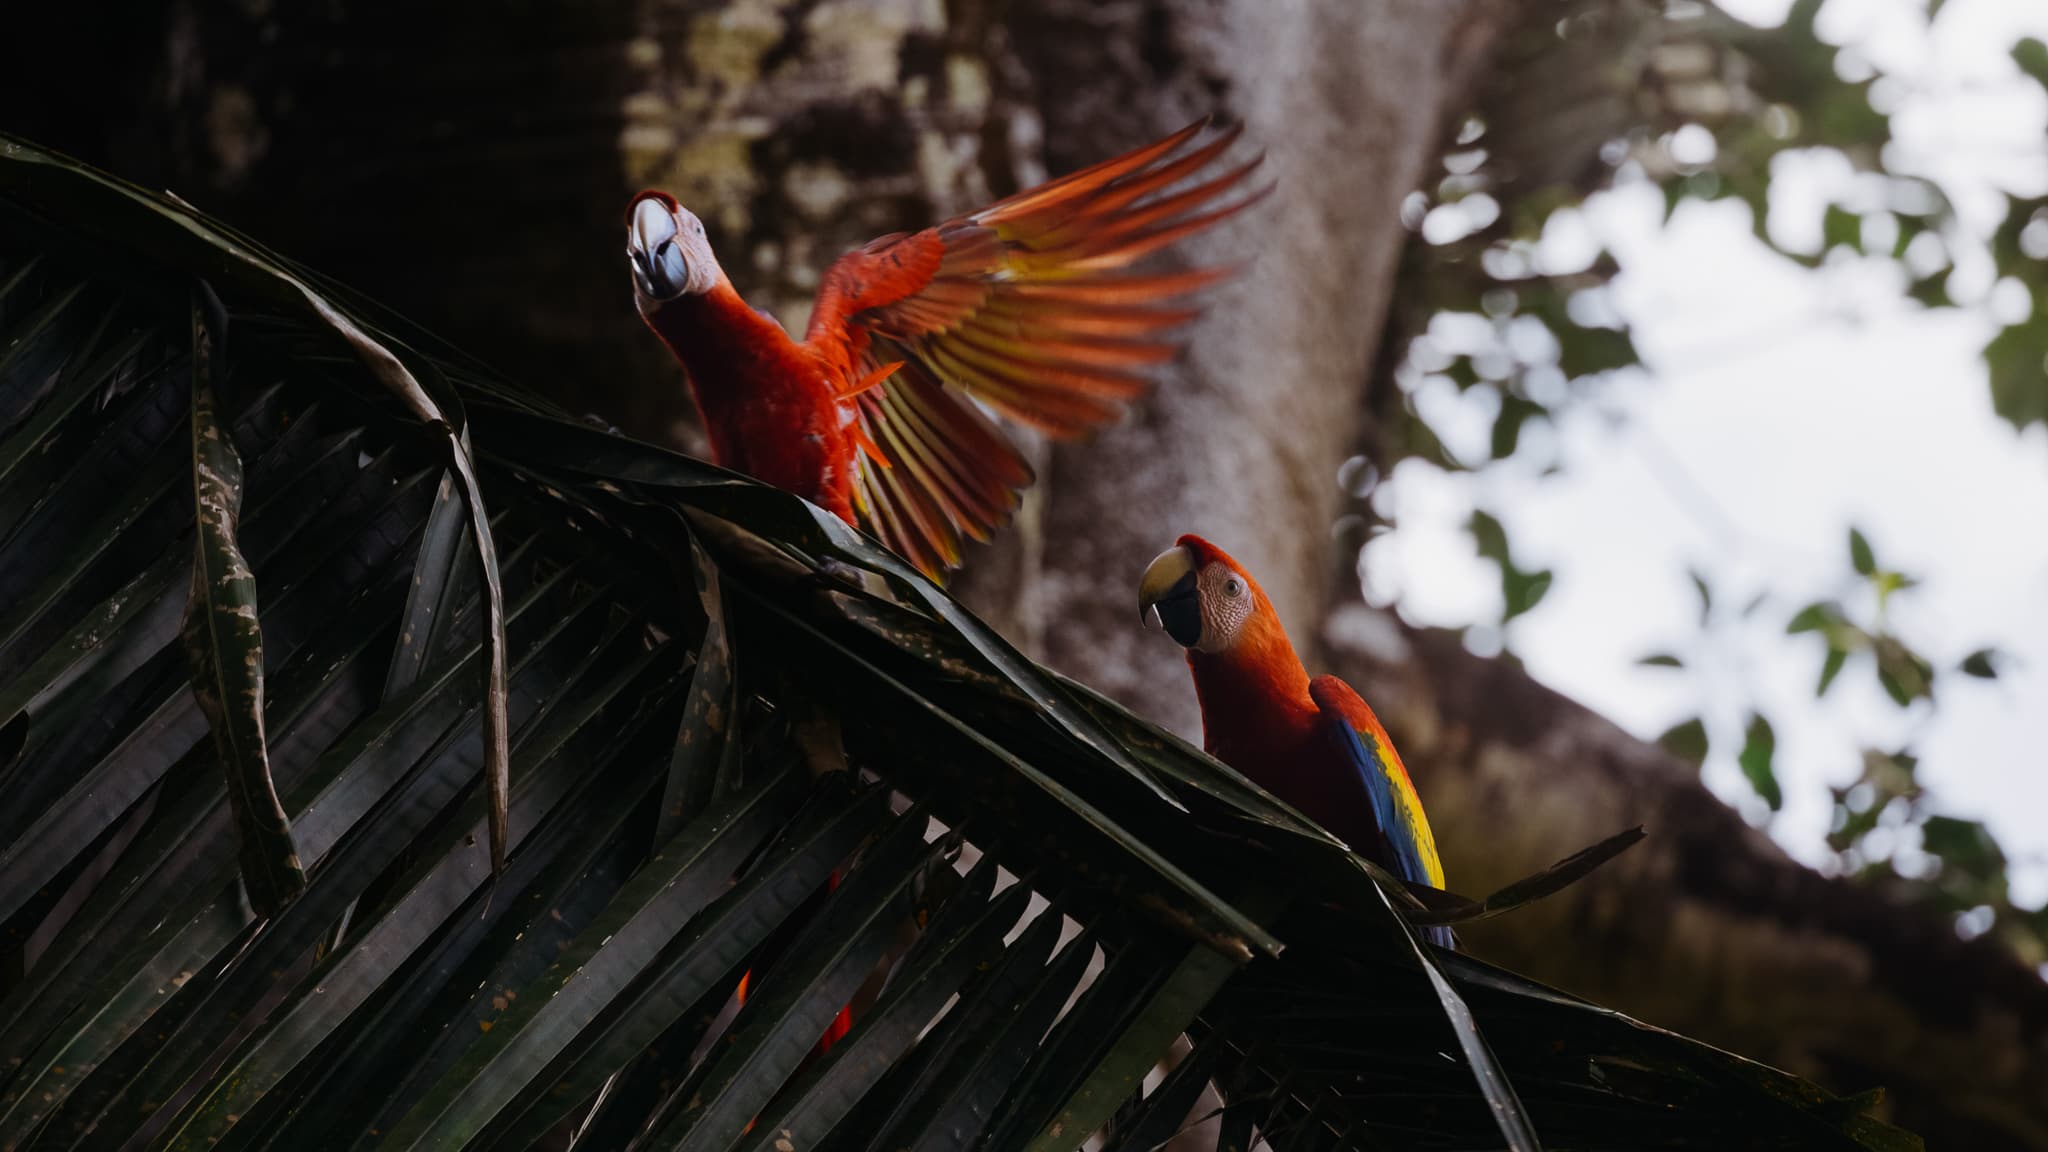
<box><xmin>1224</xmin><ymin>577</ymin><xmax>1244</xmax><ymax>598</ymax></box>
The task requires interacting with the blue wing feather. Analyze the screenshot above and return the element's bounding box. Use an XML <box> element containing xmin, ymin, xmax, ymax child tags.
<box><xmin>1309</xmin><ymin>678</ymin><xmax>1455</xmax><ymax>949</ymax></box>
<box><xmin>1321</xmin><ymin>718</ymin><xmax>1436</xmax><ymax>885</ymax></box>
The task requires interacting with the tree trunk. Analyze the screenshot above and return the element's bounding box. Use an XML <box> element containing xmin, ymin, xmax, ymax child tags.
<box><xmin>984</xmin><ymin>0</ymin><xmax>1505</xmax><ymax>736</ymax></box>
<box><xmin>5</xmin><ymin>1</ymin><xmax>2044</xmax><ymax>1147</ymax></box>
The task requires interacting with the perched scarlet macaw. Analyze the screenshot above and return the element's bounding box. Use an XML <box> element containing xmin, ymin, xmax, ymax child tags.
<box><xmin>1138</xmin><ymin>534</ymin><xmax>1453</xmax><ymax>946</ymax></box>
<box><xmin>626</xmin><ymin>120</ymin><xmax>1261</xmax><ymax>577</ymax></box>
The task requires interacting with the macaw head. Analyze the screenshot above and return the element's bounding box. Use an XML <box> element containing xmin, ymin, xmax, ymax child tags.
<box><xmin>626</xmin><ymin>191</ymin><xmax>722</xmax><ymax>309</ymax></box>
<box><xmin>1138</xmin><ymin>534</ymin><xmax>1276</xmax><ymax>655</ymax></box>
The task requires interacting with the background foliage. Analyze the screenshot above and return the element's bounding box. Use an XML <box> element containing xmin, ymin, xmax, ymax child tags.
<box><xmin>1360</xmin><ymin>0</ymin><xmax>2048</xmax><ymax>969</ymax></box>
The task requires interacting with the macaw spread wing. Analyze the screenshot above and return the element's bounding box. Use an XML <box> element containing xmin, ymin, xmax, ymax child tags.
<box><xmin>807</xmin><ymin>119</ymin><xmax>1264</xmax><ymax>576</ymax></box>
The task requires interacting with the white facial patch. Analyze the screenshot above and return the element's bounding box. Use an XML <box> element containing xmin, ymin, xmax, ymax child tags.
<box><xmin>1195</xmin><ymin>562</ymin><xmax>1255</xmax><ymax>652</ymax></box>
<box><xmin>670</xmin><ymin>210</ymin><xmax>722</xmax><ymax>294</ymax></box>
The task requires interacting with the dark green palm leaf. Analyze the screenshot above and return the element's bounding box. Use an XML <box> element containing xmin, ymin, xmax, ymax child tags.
<box><xmin>182</xmin><ymin>290</ymin><xmax>306</xmax><ymax>916</ymax></box>
<box><xmin>658</xmin><ymin>534</ymin><xmax>738</xmax><ymax>837</ymax></box>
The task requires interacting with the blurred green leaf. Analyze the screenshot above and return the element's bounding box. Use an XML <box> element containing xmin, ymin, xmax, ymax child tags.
<box><xmin>1466</xmin><ymin>508</ymin><xmax>1552</xmax><ymax>623</ymax></box>
<box><xmin>1663</xmin><ymin>178</ymin><xmax>1689</xmax><ymax>223</ymax></box>
<box><xmin>1689</xmin><ymin>569</ymin><xmax>1713</xmax><ymax>625</ymax></box>
<box><xmin>1659</xmin><ymin>717</ymin><xmax>1709</xmax><ymax>766</ymax></box>
<box><xmin>1787</xmin><ymin>600</ymin><xmax>1841</xmax><ymax>634</ymax></box>
<box><xmin>1874</xmin><ymin>637</ymin><xmax>1935</xmax><ymax>706</ymax></box>
<box><xmin>1503</xmin><ymin>567</ymin><xmax>1553</xmax><ymax>622</ymax></box>
<box><xmin>1557</xmin><ymin>324</ymin><xmax>1639</xmax><ymax>378</ymax></box>
<box><xmin>1491</xmin><ymin>394</ymin><xmax>1544</xmax><ymax>460</ymax></box>
<box><xmin>1823</xmin><ymin>206</ymin><xmax>1863</xmax><ymax>253</ymax></box>
<box><xmin>1872</xmin><ymin>570</ymin><xmax>1918</xmax><ymax>611</ymax></box>
<box><xmin>1469</xmin><ymin>508</ymin><xmax>1509</xmax><ymax>565</ymax></box>
<box><xmin>2014</xmin><ymin>37</ymin><xmax>2048</xmax><ymax>91</ymax></box>
<box><xmin>1738</xmin><ymin>713</ymin><xmax>1782</xmax><ymax>811</ymax></box>
<box><xmin>1814</xmin><ymin>85</ymin><xmax>1892</xmax><ymax>153</ymax></box>
<box><xmin>1907</xmin><ymin>268</ymin><xmax>1954</xmax><ymax>309</ymax></box>
<box><xmin>1959</xmin><ymin>649</ymin><xmax>2000</xmax><ymax>679</ymax></box>
<box><xmin>1985</xmin><ymin>316</ymin><xmax>2048</xmax><ymax>431</ymax></box>
<box><xmin>1890</xmin><ymin>212</ymin><xmax>1926</xmax><ymax>260</ymax></box>
<box><xmin>1921</xmin><ymin>816</ymin><xmax>2007</xmax><ymax>884</ymax></box>
<box><xmin>1828</xmin><ymin>790</ymin><xmax>1881</xmax><ymax>854</ymax></box>
<box><xmin>1638</xmin><ymin>653</ymin><xmax>1685</xmax><ymax>668</ymax></box>
<box><xmin>1818</xmin><ymin>647</ymin><xmax>1849</xmax><ymax>696</ymax></box>
<box><xmin>1990</xmin><ymin>194</ymin><xmax>2047</xmax><ymax>269</ymax></box>
<box><xmin>1849</xmin><ymin>528</ymin><xmax>1875</xmax><ymax>576</ymax></box>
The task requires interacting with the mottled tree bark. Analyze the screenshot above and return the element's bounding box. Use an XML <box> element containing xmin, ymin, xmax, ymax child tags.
<box><xmin>5</xmin><ymin>1</ymin><xmax>2044</xmax><ymax>1147</ymax></box>
<box><xmin>988</xmin><ymin>0</ymin><xmax>1509</xmax><ymax>735</ymax></box>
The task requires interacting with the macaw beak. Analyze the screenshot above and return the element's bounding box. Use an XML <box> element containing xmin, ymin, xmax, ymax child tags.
<box><xmin>1139</xmin><ymin>545</ymin><xmax>1203</xmax><ymax>649</ymax></box>
<box><xmin>627</xmin><ymin>195</ymin><xmax>691</xmax><ymax>301</ymax></box>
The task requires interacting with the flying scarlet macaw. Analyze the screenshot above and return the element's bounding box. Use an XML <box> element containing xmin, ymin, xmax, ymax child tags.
<box><xmin>1138</xmin><ymin>534</ymin><xmax>1453</xmax><ymax>946</ymax></box>
<box><xmin>625</xmin><ymin>120</ymin><xmax>1261</xmax><ymax>577</ymax></box>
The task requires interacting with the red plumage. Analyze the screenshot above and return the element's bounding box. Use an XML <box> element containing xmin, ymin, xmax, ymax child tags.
<box><xmin>627</xmin><ymin>121</ymin><xmax>1263</xmax><ymax>577</ymax></box>
<box><xmin>1141</xmin><ymin>535</ymin><xmax>1449</xmax><ymax>909</ymax></box>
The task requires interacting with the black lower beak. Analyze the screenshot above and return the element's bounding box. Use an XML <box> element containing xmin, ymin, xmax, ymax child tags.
<box><xmin>630</xmin><ymin>248</ymin><xmax>658</xmax><ymax>296</ymax></box>
<box><xmin>1143</xmin><ymin>573</ymin><xmax>1203</xmax><ymax>648</ymax></box>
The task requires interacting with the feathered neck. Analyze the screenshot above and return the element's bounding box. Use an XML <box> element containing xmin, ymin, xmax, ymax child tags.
<box><xmin>1185</xmin><ymin>599</ymin><xmax>1316</xmax><ymax>756</ymax></box>
<box><xmin>641</xmin><ymin>282</ymin><xmax>791</xmax><ymax>367</ymax></box>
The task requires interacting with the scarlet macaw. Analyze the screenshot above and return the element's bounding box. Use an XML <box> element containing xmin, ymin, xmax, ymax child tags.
<box><xmin>1138</xmin><ymin>534</ymin><xmax>1453</xmax><ymax>947</ymax></box>
<box><xmin>626</xmin><ymin>121</ymin><xmax>1261</xmax><ymax>577</ymax></box>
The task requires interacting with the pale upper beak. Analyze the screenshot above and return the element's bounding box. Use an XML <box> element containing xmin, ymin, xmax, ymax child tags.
<box><xmin>1139</xmin><ymin>545</ymin><xmax>1203</xmax><ymax>648</ymax></box>
<box><xmin>628</xmin><ymin>197</ymin><xmax>690</xmax><ymax>300</ymax></box>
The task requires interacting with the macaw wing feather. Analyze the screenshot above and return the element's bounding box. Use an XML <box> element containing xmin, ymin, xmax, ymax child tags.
<box><xmin>812</xmin><ymin>118</ymin><xmax>1262</xmax><ymax>576</ymax></box>
<box><xmin>847</xmin><ymin>354</ymin><xmax>1032</xmax><ymax>579</ymax></box>
<box><xmin>1307</xmin><ymin>676</ymin><xmax>1454</xmax><ymax>949</ymax></box>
